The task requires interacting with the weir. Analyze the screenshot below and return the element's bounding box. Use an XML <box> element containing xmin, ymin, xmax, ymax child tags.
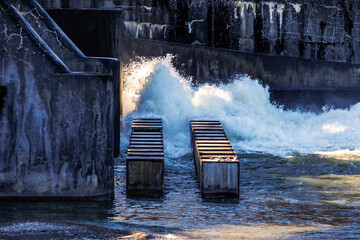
<box><xmin>1</xmin><ymin>0</ymin><xmax>359</xmax><ymax>201</ymax></box>
<box><xmin>126</xmin><ymin>119</ymin><xmax>164</xmax><ymax>195</ymax></box>
<box><xmin>191</xmin><ymin>120</ymin><xmax>239</xmax><ymax>198</ymax></box>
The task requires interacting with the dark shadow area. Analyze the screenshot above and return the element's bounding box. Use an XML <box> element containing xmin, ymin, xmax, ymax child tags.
<box><xmin>202</xmin><ymin>198</ymin><xmax>240</xmax><ymax>204</ymax></box>
<box><xmin>0</xmin><ymin>201</ymin><xmax>113</xmax><ymax>222</ymax></box>
<box><xmin>270</xmin><ymin>90</ymin><xmax>360</xmax><ymax>112</ymax></box>
<box><xmin>47</xmin><ymin>9</ymin><xmax>121</xmax><ymax>58</ymax></box>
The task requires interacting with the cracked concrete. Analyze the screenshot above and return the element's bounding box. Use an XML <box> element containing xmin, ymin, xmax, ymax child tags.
<box><xmin>13</xmin><ymin>1</ymin><xmax>77</xmax><ymax>64</ymax></box>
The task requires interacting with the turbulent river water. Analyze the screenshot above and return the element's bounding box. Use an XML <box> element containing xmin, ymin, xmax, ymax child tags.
<box><xmin>1</xmin><ymin>55</ymin><xmax>360</xmax><ymax>239</ymax></box>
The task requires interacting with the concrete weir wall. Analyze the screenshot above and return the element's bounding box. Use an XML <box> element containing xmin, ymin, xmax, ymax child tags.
<box><xmin>123</xmin><ymin>38</ymin><xmax>360</xmax><ymax>90</ymax></box>
<box><xmin>0</xmin><ymin>0</ymin><xmax>118</xmax><ymax>199</ymax></box>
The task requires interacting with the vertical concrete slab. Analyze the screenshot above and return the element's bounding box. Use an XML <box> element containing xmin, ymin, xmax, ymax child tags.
<box><xmin>0</xmin><ymin>0</ymin><xmax>116</xmax><ymax>200</ymax></box>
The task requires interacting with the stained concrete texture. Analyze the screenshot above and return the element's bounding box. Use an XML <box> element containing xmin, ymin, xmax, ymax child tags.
<box><xmin>119</xmin><ymin>0</ymin><xmax>360</xmax><ymax>65</ymax></box>
<box><xmin>0</xmin><ymin>0</ymin><xmax>119</xmax><ymax>199</ymax></box>
<box><xmin>40</xmin><ymin>0</ymin><xmax>360</xmax><ymax>65</ymax></box>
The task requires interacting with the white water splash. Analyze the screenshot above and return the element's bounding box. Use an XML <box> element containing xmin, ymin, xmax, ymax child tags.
<box><xmin>322</xmin><ymin>123</ymin><xmax>349</xmax><ymax>134</ymax></box>
<box><xmin>121</xmin><ymin>56</ymin><xmax>360</xmax><ymax>158</ymax></box>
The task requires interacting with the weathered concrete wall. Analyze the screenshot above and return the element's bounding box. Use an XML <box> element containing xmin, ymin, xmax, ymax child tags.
<box><xmin>45</xmin><ymin>7</ymin><xmax>124</xmax><ymax>121</ymax></box>
<box><xmin>0</xmin><ymin>1</ymin><xmax>115</xmax><ymax>199</ymax></box>
<box><xmin>9</xmin><ymin>0</ymin><xmax>121</xmax><ymax>157</ymax></box>
<box><xmin>40</xmin><ymin>0</ymin><xmax>360</xmax><ymax>64</ymax></box>
<box><xmin>120</xmin><ymin>0</ymin><xmax>360</xmax><ymax>64</ymax></box>
<box><xmin>122</xmin><ymin>38</ymin><xmax>360</xmax><ymax>90</ymax></box>
<box><xmin>118</xmin><ymin>0</ymin><xmax>360</xmax><ymax>90</ymax></box>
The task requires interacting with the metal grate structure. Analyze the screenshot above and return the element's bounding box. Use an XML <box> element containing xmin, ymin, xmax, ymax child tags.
<box><xmin>126</xmin><ymin>118</ymin><xmax>164</xmax><ymax>195</ymax></box>
<box><xmin>190</xmin><ymin>120</ymin><xmax>239</xmax><ymax>198</ymax></box>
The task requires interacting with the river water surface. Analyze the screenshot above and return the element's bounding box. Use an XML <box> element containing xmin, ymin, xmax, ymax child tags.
<box><xmin>1</xmin><ymin>56</ymin><xmax>360</xmax><ymax>239</ymax></box>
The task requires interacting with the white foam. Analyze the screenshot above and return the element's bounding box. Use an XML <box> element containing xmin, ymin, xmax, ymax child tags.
<box><xmin>121</xmin><ymin>56</ymin><xmax>360</xmax><ymax>158</ymax></box>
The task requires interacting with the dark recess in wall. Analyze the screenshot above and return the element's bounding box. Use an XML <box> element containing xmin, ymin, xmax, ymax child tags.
<box><xmin>271</xmin><ymin>90</ymin><xmax>360</xmax><ymax>112</ymax></box>
<box><xmin>207</xmin><ymin>2</ymin><xmax>213</xmax><ymax>47</ymax></box>
<box><xmin>61</xmin><ymin>0</ymin><xmax>69</xmax><ymax>8</ymax></box>
<box><xmin>175</xmin><ymin>0</ymin><xmax>190</xmax><ymax>44</ymax></box>
<box><xmin>213</xmin><ymin>0</ymin><xmax>230</xmax><ymax>48</ymax></box>
<box><xmin>47</xmin><ymin>9</ymin><xmax>121</xmax><ymax>58</ymax></box>
<box><xmin>254</xmin><ymin>5</ymin><xmax>269</xmax><ymax>54</ymax></box>
<box><xmin>340</xmin><ymin>1</ymin><xmax>354</xmax><ymax>36</ymax></box>
<box><xmin>0</xmin><ymin>86</ymin><xmax>6</xmax><ymax>111</ymax></box>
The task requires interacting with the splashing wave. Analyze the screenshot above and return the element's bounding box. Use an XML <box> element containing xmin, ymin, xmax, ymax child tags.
<box><xmin>121</xmin><ymin>56</ymin><xmax>360</xmax><ymax>158</ymax></box>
